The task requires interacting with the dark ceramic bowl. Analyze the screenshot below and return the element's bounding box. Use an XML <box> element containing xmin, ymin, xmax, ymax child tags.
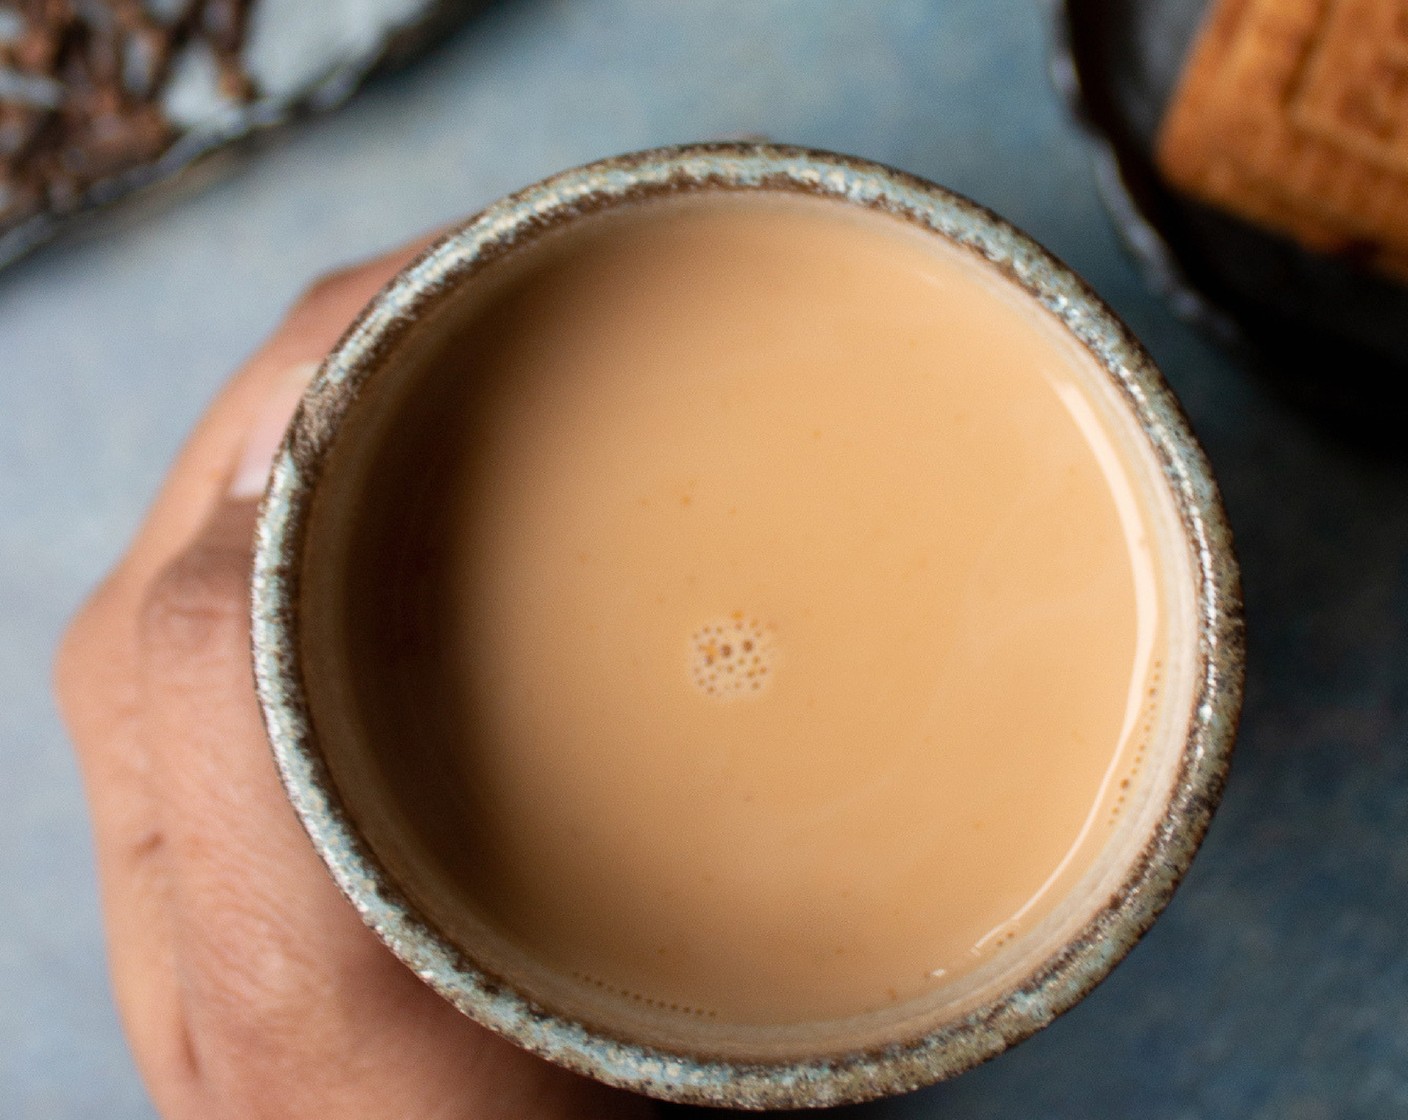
<box><xmin>250</xmin><ymin>143</ymin><xmax>1243</xmax><ymax>1108</ymax></box>
<box><xmin>1052</xmin><ymin>0</ymin><xmax>1408</xmax><ymax>445</ymax></box>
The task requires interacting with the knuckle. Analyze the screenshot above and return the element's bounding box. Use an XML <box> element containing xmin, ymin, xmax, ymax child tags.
<box><xmin>127</xmin><ymin>825</ymin><xmax>166</xmax><ymax>867</ymax></box>
<box><xmin>54</xmin><ymin>599</ymin><xmax>100</xmax><ymax>708</ymax></box>
<box><xmin>53</xmin><ymin>576</ymin><xmax>121</xmax><ymax>716</ymax></box>
<box><xmin>294</xmin><ymin>270</ymin><xmax>347</xmax><ymax>310</ymax></box>
<box><xmin>289</xmin><ymin>263</ymin><xmax>369</xmax><ymax>320</ymax></box>
<box><xmin>138</xmin><ymin>544</ymin><xmax>250</xmax><ymax>662</ymax></box>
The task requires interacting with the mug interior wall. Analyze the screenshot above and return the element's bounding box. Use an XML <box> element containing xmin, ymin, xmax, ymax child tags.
<box><xmin>294</xmin><ymin>182</ymin><xmax>1206</xmax><ymax>1062</ymax></box>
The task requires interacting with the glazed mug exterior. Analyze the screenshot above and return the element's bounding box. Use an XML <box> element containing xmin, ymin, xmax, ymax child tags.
<box><xmin>250</xmin><ymin>142</ymin><xmax>1243</xmax><ymax>1109</ymax></box>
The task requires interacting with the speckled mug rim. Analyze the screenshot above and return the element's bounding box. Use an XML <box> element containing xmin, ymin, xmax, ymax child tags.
<box><xmin>251</xmin><ymin>142</ymin><xmax>1243</xmax><ymax>1110</ymax></box>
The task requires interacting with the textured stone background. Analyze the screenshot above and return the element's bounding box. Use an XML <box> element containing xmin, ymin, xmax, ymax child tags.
<box><xmin>2</xmin><ymin>2</ymin><xmax>1405</xmax><ymax>1117</ymax></box>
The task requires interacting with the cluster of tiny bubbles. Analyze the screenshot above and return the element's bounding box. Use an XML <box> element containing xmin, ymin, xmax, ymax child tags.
<box><xmin>571</xmin><ymin>972</ymin><xmax>716</xmax><ymax>1018</ymax></box>
<box><xmin>690</xmin><ymin>612</ymin><xmax>775</xmax><ymax>699</ymax></box>
<box><xmin>1110</xmin><ymin>659</ymin><xmax>1163</xmax><ymax>826</ymax></box>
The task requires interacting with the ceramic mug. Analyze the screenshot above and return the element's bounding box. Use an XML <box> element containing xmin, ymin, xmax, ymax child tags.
<box><xmin>250</xmin><ymin>143</ymin><xmax>1243</xmax><ymax>1109</ymax></box>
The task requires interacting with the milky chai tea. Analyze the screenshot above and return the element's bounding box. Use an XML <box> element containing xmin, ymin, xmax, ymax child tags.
<box><xmin>295</xmin><ymin>189</ymin><xmax>1201</xmax><ymax>1051</ymax></box>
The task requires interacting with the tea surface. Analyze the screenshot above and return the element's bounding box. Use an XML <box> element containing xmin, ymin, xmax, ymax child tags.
<box><xmin>317</xmin><ymin>192</ymin><xmax>1171</xmax><ymax>1024</ymax></box>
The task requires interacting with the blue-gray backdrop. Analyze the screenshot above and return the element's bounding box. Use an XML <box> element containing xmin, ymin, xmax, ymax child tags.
<box><xmin>2</xmin><ymin>2</ymin><xmax>1405</xmax><ymax>1117</ymax></box>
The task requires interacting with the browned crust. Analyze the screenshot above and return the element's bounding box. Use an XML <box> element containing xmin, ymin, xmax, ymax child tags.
<box><xmin>1155</xmin><ymin>0</ymin><xmax>1408</xmax><ymax>279</ymax></box>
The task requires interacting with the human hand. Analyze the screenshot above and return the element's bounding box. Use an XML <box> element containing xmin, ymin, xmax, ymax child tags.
<box><xmin>54</xmin><ymin>242</ymin><xmax>656</xmax><ymax>1120</ymax></box>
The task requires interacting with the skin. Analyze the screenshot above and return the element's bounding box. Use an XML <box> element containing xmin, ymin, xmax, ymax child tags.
<box><xmin>52</xmin><ymin>241</ymin><xmax>656</xmax><ymax>1120</ymax></box>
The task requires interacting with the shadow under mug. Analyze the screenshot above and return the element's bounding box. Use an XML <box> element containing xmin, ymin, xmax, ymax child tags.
<box><xmin>250</xmin><ymin>142</ymin><xmax>1243</xmax><ymax>1109</ymax></box>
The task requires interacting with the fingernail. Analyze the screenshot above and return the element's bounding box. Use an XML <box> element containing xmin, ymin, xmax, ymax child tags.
<box><xmin>228</xmin><ymin>361</ymin><xmax>320</xmax><ymax>499</ymax></box>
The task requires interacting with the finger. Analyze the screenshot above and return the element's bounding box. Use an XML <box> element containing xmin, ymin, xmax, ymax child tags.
<box><xmin>55</xmin><ymin>235</ymin><xmax>428</xmax><ymax>787</ymax></box>
<box><xmin>53</xmin><ymin>597</ymin><xmax>193</xmax><ymax>1118</ymax></box>
<box><xmin>54</xmin><ymin>232</ymin><xmax>429</xmax><ymax>1016</ymax></box>
<box><xmin>116</xmin><ymin>233</ymin><xmax>439</xmax><ymax>589</ymax></box>
<box><xmin>62</xmin><ymin>232</ymin><xmax>439</xmax><ymax>693</ymax></box>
